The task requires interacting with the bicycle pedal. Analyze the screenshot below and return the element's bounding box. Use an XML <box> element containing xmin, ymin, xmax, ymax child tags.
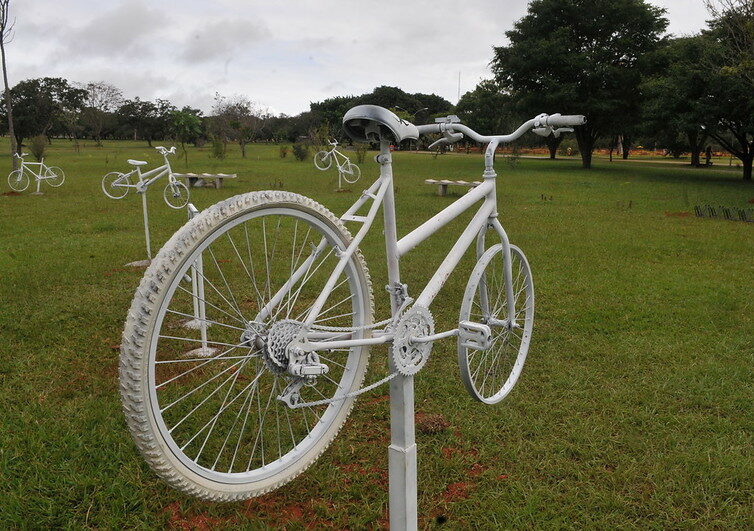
<box><xmin>458</xmin><ymin>321</ymin><xmax>492</xmax><ymax>350</ymax></box>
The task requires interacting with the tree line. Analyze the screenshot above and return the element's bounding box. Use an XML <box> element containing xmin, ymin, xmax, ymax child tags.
<box><xmin>0</xmin><ymin>0</ymin><xmax>751</xmax><ymax>179</ymax></box>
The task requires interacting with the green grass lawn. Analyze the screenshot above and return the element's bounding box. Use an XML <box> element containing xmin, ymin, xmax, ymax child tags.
<box><xmin>1</xmin><ymin>139</ymin><xmax>752</xmax><ymax>528</ymax></box>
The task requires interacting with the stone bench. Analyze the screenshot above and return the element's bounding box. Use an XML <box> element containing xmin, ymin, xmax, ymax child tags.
<box><xmin>425</xmin><ymin>179</ymin><xmax>482</xmax><ymax>196</ymax></box>
<box><xmin>173</xmin><ymin>173</ymin><xmax>238</xmax><ymax>189</ymax></box>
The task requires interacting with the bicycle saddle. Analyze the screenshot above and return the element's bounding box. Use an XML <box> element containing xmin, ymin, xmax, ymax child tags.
<box><xmin>343</xmin><ymin>105</ymin><xmax>419</xmax><ymax>143</ymax></box>
<box><xmin>127</xmin><ymin>159</ymin><xmax>148</xmax><ymax>166</ymax></box>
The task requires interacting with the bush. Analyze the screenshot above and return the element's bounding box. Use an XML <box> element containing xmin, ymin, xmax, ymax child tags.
<box><xmin>354</xmin><ymin>143</ymin><xmax>368</xmax><ymax>164</ymax></box>
<box><xmin>279</xmin><ymin>145</ymin><xmax>289</xmax><ymax>159</ymax></box>
<box><xmin>210</xmin><ymin>137</ymin><xmax>226</xmax><ymax>159</ymax></box>
<box><xmin>29</xmin><ymin>135</ymin><xmax>47</xmax><ymax>161</ymax></box>
<box><xmin>292</xmin><ymin>143</ymin><xmax>309</xmax><ymax>161</ymax></box>
<box><xmin>558</xmin><ymin>138</ymin><xmax>579</xmax><ymax>157</ymax></box>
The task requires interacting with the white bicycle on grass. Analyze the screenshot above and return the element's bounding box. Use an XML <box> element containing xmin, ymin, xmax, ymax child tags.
<box><xmin>119</xmin><ymin>105</ymin><xmax>585</xmax><ymax>501</ymax></box>
<box><xmin>314</xmin><ymin>139</ymin><xmax>361</xmax><ymax>184</ymax></box>
<box><xmin>101</xmin><ymin>146</ymin><xmax>189</xmax><ymax>209</ymax></box>
<box><xmin>7</xmin><ymin>153</ymin><xmax>65</xmax><ymax>192</ymax></box>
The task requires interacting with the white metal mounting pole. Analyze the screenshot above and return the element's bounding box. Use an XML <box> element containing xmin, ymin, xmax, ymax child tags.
<box><xmin>380</xmin><ymin>140</ymin><xmax>418</xmax><ymax>531</ymax></box>
<box><xmin>140</xmin><ymin>190</ymin><xmax>152</xmax><ymax>260</ymax></box>
<box><xmin>186</xmin><ymin>203</ymin><xmax>209</xmax><ymax>352</ymax></box>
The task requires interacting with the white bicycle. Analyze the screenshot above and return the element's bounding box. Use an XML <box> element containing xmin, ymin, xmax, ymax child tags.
<box><xmin>7</xmin><ymin>153</ymin><xmax>65</xmax><ymax>192</ymax></box>
<box><xmin>101</xmin><ymin>146</ymin><xmax>189</xmax><ymax>209</ymax></box>
<box><xmin>119</xmin><ymin>105</ymin><xmax>584</xmax><ymax>501</ymax></box>
<box><xmin>313</xmin><ymin>139</ymin><xmax>361</xmax><ymax>184</ymax></box>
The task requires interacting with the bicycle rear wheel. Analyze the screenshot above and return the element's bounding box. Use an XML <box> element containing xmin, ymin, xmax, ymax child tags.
<box><xmin>7</xmin><ymin>169</ymin><xmax>29</xmax><ymax>192</ymax></box>
<box><xmin>101</xmin><ymin>172</ymin><xmax>130</xmax><ymax>199</ymax></box>
<box><xmin>341</xmin><ymin>162</ymin><xmax>361</xmax><ymax>184</ymax></box>
<box><xmin>45</xmin><ymin>166</ymin><xmax>65</xmax><ymax>187</ymax></box>
<box><xmin>458</xmin><ymin>244</ymin><xmax>533</xmax><ymax>404</ymax></box>
<box><xmin>120</xmin><ymin>191</ymin><xmax>373</xmax><ymax>500</ymax></box>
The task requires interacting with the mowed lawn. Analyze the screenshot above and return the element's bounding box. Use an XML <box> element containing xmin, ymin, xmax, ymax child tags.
<box><xmin>0</xmin><ymin>139</ymin><xmax>752</xmax><ymax>528</ymax></box>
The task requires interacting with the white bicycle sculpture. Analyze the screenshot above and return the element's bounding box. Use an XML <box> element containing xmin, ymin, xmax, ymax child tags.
<box><xmin>7</xmin><ymin>152</ymin><xmax>65</xmax><ymax>192</ymax></box>
<box><xmin>119</xmin><ymin>105</ymin><xmax>585</xmax><ymax>510</ymax></box>
<box><xmin>101</xmin><ymin>146</ymin><xmax>189</xmax><ymax>209</ymax></box>
<box><xmin>314</xmin><ymin>139</ymin><xmax>361</xmax><ymax>184</ymax></box>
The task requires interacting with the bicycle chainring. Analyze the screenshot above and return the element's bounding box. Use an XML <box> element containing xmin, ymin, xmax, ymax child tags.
<box><xmin>391</xmin><ymin>306</ymin><xmax>434</xmax><ymax>376</ymax></box>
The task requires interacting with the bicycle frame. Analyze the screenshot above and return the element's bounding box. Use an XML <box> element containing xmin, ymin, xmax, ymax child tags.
<box><xmin>257</xmin><ymin>139</ymin><xmax>516</xmax><ymax>351</ymax></box>
<box><xmin>18</xmin><ymin>158</ymin><xmax>51</xmax><ymax>181</ymax></box>
<box><xmin>115</xmin><ymin>162</ymin><xmax>173</xmax><ymax>191</ymax></box>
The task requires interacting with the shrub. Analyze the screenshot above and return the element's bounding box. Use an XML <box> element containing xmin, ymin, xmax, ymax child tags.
<box><xmin>29</xmin><ymin>135</ymin><xmax>47</xmax><ymax>161</ymax></box>
<box><xmin>210</xmin><ymin>137</ymin><xmax>226</xmax><ymax>159</ymax></box>
<box><xmin>558</xmin><ymin>138</ymin><xmax>579</xmax><ymax>157</ymax></box>
<box><xmin>354</xmin><ymin>143</ymin><xmax>368</xmax><ymax>164</ymax></box>
<box><xmin>279</xmin><ymin>145</ymin><xmax>289</xmax><ymax>158</ymax></box>
<box><xmin>292</xmin><ymin>143</ymin><xmax>309</xmax><ymax>161</ymax></box>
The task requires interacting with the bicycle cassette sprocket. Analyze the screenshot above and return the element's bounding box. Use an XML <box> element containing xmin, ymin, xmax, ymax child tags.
<box><xmin>391</xmin><ymin>305</ymin><xmax>434</xmax><ymax>376</ymax></box>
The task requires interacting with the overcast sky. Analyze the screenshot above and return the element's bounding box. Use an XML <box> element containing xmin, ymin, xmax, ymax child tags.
<box><xmin>8</xmin><ymin>0</ymin><xmax>708</xmax><ymax>116</ymax></box>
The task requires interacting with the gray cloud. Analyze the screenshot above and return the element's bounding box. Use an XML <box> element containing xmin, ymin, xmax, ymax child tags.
<box><xmin>180</xmin><ymin>18</ymin><xmax>271</xmax><ymax>63</ymax></box>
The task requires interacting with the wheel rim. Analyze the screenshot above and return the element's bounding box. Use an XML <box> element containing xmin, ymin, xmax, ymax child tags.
<box><xmin>8</xmin><ymin>169</ymin><xmax>29</xmax><ymax>191</ymax></box>
<box><xmin>314</xmin><ymin>151</ymin><xmax>331</xmax><ymax>170</ymax></box>
<box><xmin>459</xmin><ymin>244</ymin><xmax>533</xmax><ymax>404</ymax></box>
<box><xmin>341</xmin><ymin>163</ymin><xmax>360</xmax><ymax>184</ymax></box>
<box><xmin>102</xmin><ymin>172</ymin><xmax>129</xmax><ymax>199</ymax></box>
<box><xmin>146</xmin><ymin>205</ymin><xmax>369</xmax><ymax>484</ymax></box>
<box><xmin>45</xmin><ymin>167</ymin><xmax>65</xmax><ymax>187</ymax></box>
<box><xmin>164</xmin><ymin>181</ymin><xmax>189</xmax><ymax>209</ymax></box>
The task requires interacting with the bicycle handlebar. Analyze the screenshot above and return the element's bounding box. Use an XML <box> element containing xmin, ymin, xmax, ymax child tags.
<box><xmin>417</xmin><ymin>113</ymin><xmax>586</xmax><ymax>146</ymax></box>
<box><xmin>155</xmin><ymin>146</ymin><xmax>177</xmax><ymax>156</ymax></box>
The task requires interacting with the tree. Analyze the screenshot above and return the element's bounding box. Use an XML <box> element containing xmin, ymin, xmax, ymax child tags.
<box><xmin>455</xmin><ymin>79</ymin><xmax>521</xmax><ymax>137</ymax></box>
<box><xmin>0</xmin><ymin>0</ymin><xmax>16</xmax><ymax>166</ymax></box>
<box><xmin>210</xmin><ymin>94</ymin><xmax>269</xmax><ymax>157</ymax></box>
<box><xmin>171</xmin><ymin>107</ymin><xmax>203</xmax><ymax>164</ymax></box>
<box><xmin>491</xmin><ymin>0</ymin><xmax>668</xmax><ymax>168</ymax></box>
<box><xmin>642</xmin><ymin>36</ymin><xmax>709</xmax><ymax>166</ymax></box>
<box><xmin>79</xmin><ymin>81</ymin><xmax>122</xmax><ymax>146</ymax></box>
<box><xmin>6</xmin><ymin>77</ymin><xmax>86</xmax><ymax>148</ymax></box>
<box><xmin>704</xmin><ymin>0</ymin><xmax>754</xmax><ymax>89</ymax></box>
<box><xmin>117</xmin><ymin>97</ymin><xmax>175</xmax><ymax>146</ymax></box>
<box><xmin>701</xmin><ymin>17</ymin><xmax>754</xmax><ymax>180</ymax></box>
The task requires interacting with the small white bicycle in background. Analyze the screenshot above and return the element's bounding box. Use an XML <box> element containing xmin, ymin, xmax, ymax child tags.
<box><xmin>119</xmin><ymin>105</ymin><xmax>584</xmax><ymax>503</ymax></box>
<box><xmin>101</xmin><ymin>146</ymin><xmax>189</xmax><ymax>209</ymax></box>
<box><xmin>7</xmin><ymin>153</ymin><xmax>65</xmax><ymax>192</ymax></box>
<box><xmin>314</xmin><ymin>139</ymin><xmax>361</xmax><ymax>184</ymax></box>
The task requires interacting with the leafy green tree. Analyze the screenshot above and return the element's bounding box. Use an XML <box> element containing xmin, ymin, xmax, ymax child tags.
<box><xmin>701</xmin><ymin>15</ymin><xmax>754</xmax><ymax>180</ymax></box>
<box><xmin>117</xmin><ymin>97</ymin><xmax>175</xmax><ymax>146</ymax></box>
<box><xmin>4</xmin><ymin>77</ymin><xmax>86</xmax><ymax>149</ymax></box>
<box><xmin>210</xmin><ymin>94</ymin><xmax>269</xmax><ymax>158</ymax></box>
<box><xmin>491</xmin><ymin>0</ymin><xmax>668</xmax><ymax>168</ymax></box>
<box><xmin>171</xmin><ymin>107</ymin><xmax>203</xmax><ymax>164</ymax></box>
<box><xmin>79</xmin><ymin>81</ymin><xmax>122</xmax><ymax>146</ymax></box>
<box><xmin>642</xmin><ymin>36</ymin><xmax>709</xmax><ymax>166</ymax></box>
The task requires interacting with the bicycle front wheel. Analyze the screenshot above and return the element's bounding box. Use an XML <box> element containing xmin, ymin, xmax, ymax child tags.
<box><xmin>458</xmin><ymin>244</ymin><xmax>533</xmax><ymax>404</ymax></box>
<box><xmin>313</xmin><ymin>151</ymin><xmax>332</xmax><ymax>170</ymax></box>
<box><xmin>341</xmin><ymin>162</ymin><xmax>361</xmax><ymax>184</ymax></box>
<box><xmin>7</xmin><ymin>169</ymin><xmax>29</xmax><ymax>192</ymax></box>
<box><xmin>45</xmin><ymin>166</ymin><xmax>65</xmax><ymax>187</ymax></box>
<box><xmin>164</xmin><ymin>180</ymin><xmax>190</xmax><ymax>209</ymax></box>
<box><xmin>120</xmin><ymin>191</ymin><xmax>373</xmax><ymax>500</ymax></box>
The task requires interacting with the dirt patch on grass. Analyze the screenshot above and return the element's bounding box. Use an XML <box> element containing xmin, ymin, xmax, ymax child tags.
<box><xmin>415</xmin><ymin>412</ymin><xmax>450</xmax><ymax>434</ymax></box>
<box><xmin>664</xmin><ymin>211</ymin><xmax>691</xmax><ymax>218</ymax></box>
<box><xmin>1</xmin><ymin>190</ymin><xmax>21</xmax><ymax>196</ymax></box>
<box><xmin>442</xmin><ymin>481</ymin><xmax>473</xmax><ymax>502</ymax></box>
<box><xmin>163</xmin><ymin>501</ymin><xmax>231</xmax><ymax>530</ymax></box>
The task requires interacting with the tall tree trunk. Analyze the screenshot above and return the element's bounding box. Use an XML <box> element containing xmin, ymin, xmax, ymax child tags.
<box><xmin>575</xmin><ymin>127</ymin><xmax>594</xmax><ymax>169</ymax></box>
<box><xmin>545</xmin><ymin>134</ymin><xmax>562</xmax><ymax>159</ymax></box>
<box><xmin>687</xmin><ymin>130</ymin><xmax>706</xmax><ymax>167</ymax></box>
<box><xmin>621</xmin><ymin>136</ymin><xmax>631</xmax><ymax>160</ymax></box>
<box><xmin>743</xmin><ymin>154</ymin><xmax>752</xmax><ymax>181</ymax></box>
<box><xmin>0</xmin><ymin>36</ymin><xmax>16</xmax><ymax>168</ymax></box>
<box><xmin>240</xmin><ymin>141</ymin><xmax>246</xmax><ymax>158</ymax></box>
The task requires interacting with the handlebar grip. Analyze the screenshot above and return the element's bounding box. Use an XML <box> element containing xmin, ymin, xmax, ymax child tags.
<box><xmin>545</xmin><ymin>114</ymin><xmax>586</xmax><ymax>128</ymax></box>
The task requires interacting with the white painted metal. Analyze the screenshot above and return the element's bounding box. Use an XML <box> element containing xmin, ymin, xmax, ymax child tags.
<box><xmin>6</xmin><ymin>152</ymin><xmax>65</xmax><ymax>193</ymax></box>
<box><xmin>120</xmin><ymin>106</ymin><xmax>583</xmax><ymax>524</ymax></box>
<box><xmin>313</xmin><ymin>139</ymin><xmax>361</xmax><ymax>188</ymax></box>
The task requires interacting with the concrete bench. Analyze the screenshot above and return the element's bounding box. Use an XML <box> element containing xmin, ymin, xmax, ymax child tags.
<box><xmin>425</xmin><ymin>179</ymin><xmax>482</xmax><ymax>196</ymax></box>
<box><xmin>173</xmin><ymin>173</ymin><xmax>238</xmax><ymax>189</ymax></box>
